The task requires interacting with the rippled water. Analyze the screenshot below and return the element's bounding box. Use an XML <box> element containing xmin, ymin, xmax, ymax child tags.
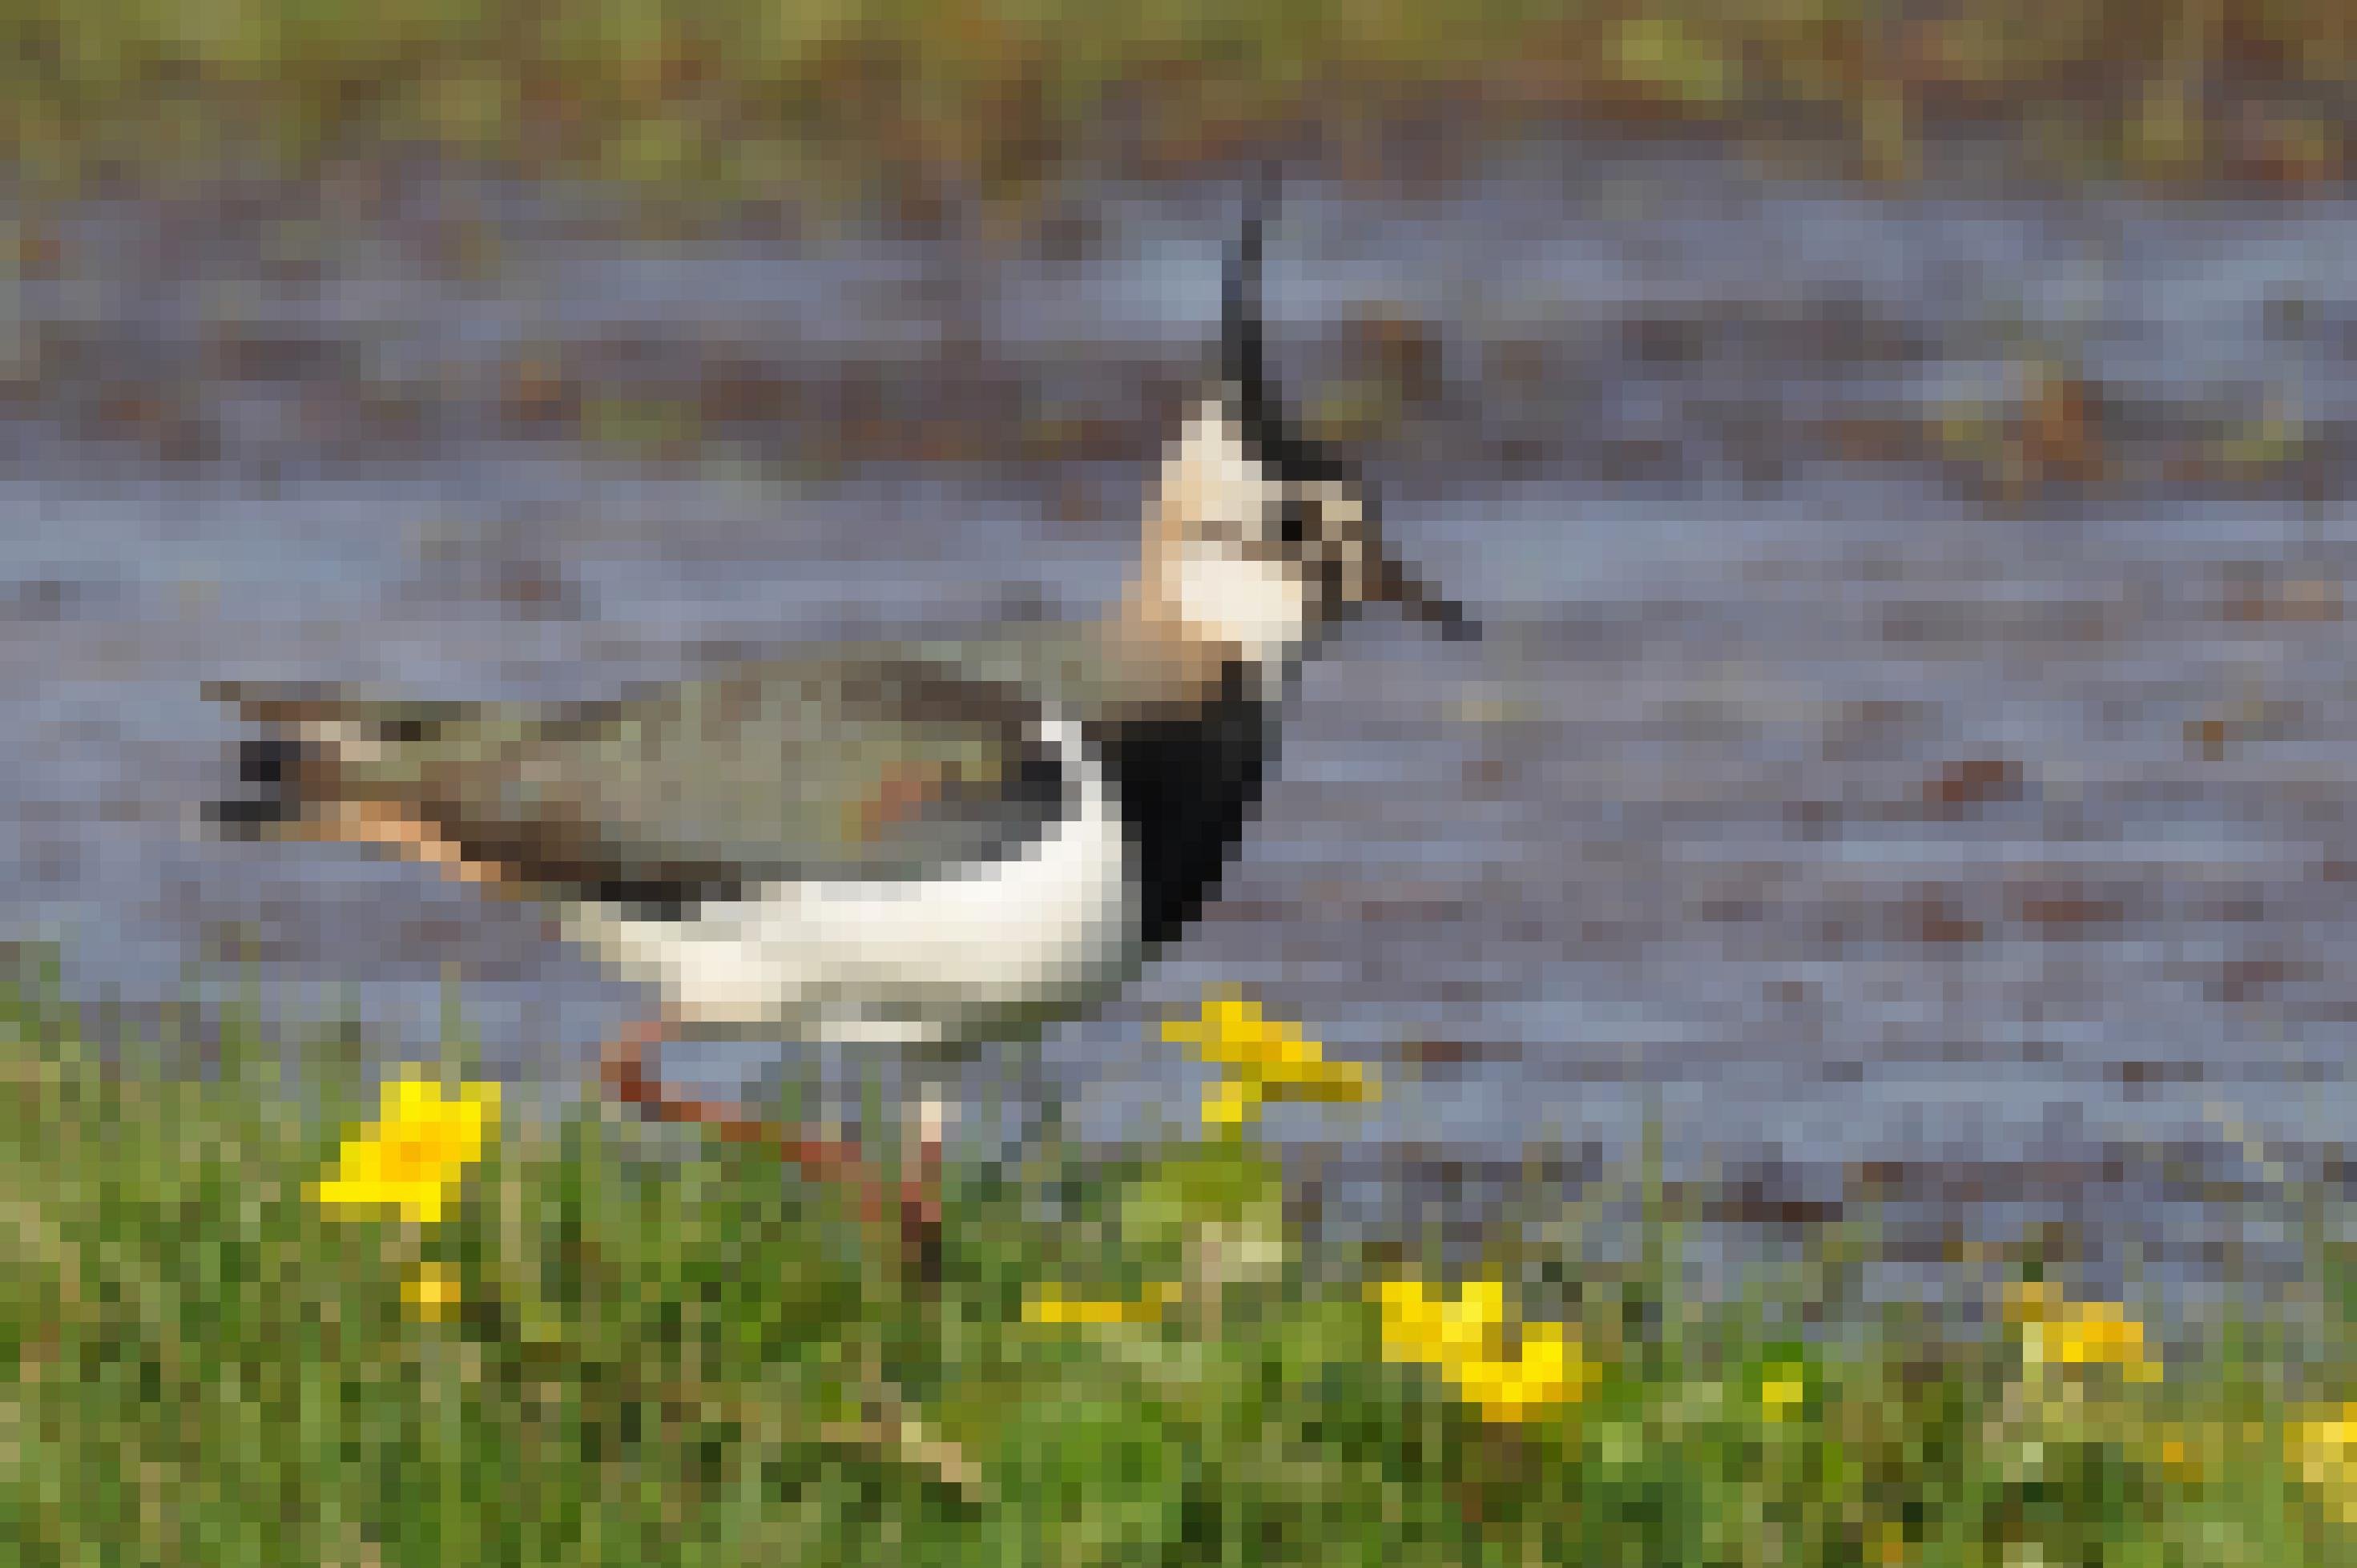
<box><xmin>8</xmin><ymin>145</ymin><xmax>2355</xmax><ymax>1313</ymax></box>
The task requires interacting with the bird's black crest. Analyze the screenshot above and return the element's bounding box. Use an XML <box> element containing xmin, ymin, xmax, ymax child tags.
<box><xmin>1219</xmin><ymin>166</ymin><xmax>1349</xmax><ymax>488</ymax></box>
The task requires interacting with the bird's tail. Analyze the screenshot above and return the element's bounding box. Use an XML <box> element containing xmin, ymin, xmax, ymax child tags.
<box><xmin>200</xmin><ymin>681</ymin><xmax>402</xmax><ymax>840</ymax></box>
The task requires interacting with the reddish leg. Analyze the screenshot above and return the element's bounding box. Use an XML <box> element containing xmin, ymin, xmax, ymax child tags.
<box><xmin>901</xmin><ymin>1093</ymin><xmax>948</xmax><ymax>1284</ymax></box>
<box><xmin>598</xmin><ymin>1019</ymin><xmax>941</xmax><ymax>1278</ymax></box>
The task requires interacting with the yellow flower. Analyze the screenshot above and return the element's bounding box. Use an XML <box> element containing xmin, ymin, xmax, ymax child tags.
<box><xmin>1163</xmin><ymin>990</ymin><xmax>1376</xmax><ymax>1132</ymax></box>
<box><xmin>1434</xmin><ymin>1278</ymin><xmax>1509</xmax><ymax>1362</ymax></box>
<box><xmin>1023</xmin><ymin>1283</ymin><xmax>1178</xmax><ymax>1327</ymax></box>
<box><xmin>310</xmin><ymin>1070</ymin><xmax>500</xmax><ymax>1224</ymax></box>
<box><xmin>1200</xmin><ymin>1075</ymin><xmax>1264</xmax><ymax>1129</ymax></box>
<box><xmin>1374</xmin><ymin>1276</ymin><xmax>1447</xmax><ymax>1359</ymax></box>
<box><xmin>403</xmin><ymin>1264</ymin><xmax>463</xmax><ymax>1322</ymax></box>
<box><xmin>2003</xmin><ymin>1282</ymin><xmax>2161</xmax><ymax>1383</ymax></box>
<box><xmin>1446</xmin><ymin>1320</ymin><xmax>1593</xmax><ymax>1425</ymax></box>
<box><xmin>1375</xmin><ymin>1276</ymin><xmax>1503</xmax><ymax>1364</ymax></box>
<box><xmin>2289</xmin><ymin>1406</ymin><xmax>2357</xmax><ymax>1525</ymax></box>
<box><xmin>1762</xmin><ymin>1373</ymin><xmax>1806</xmax><ymax>1420</ymax></box>
<box><xmin>1371</xmin><ymin>1275</ymin><xmax>1593</xmax><ymax>1425</ymax></box>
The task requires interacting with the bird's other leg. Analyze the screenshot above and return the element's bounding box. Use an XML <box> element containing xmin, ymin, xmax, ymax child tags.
<box><xmin>598</xmin><ymin>1018</ymin><xmax>907</xmax><ymax>1260</ymax></box>
<box><xmin>596</xmin><ymin>1016</ymin><xmax>671</xmax><ymax>1110</ymax></box>
<box><xmin>896</xmin><ymin>1078</ymin><xmax>952</xmax><ymax>1287</ymax></box>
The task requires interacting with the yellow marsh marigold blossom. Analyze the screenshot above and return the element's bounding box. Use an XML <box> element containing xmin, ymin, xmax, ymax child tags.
<box><xmin>1162</xmin><ymin>990</ymin><xmax>1376</xmax><ymax>1131</ymax></box>
<box><xmin>1448</xmin><ymin>1319</ymin><xmax>1593</xmax><ymax>1424</ymax></box>
<box><xmin>1376</xmin><ymin>1276</ymin><xmax>1507</xmax><ymax>1365</ymax></box>
<box><xmin>403</xmin><ymin>1264</ymin><xmax>463</xmax><ymax>1322</ymax></box>
<box><xmin>2289</xmin><ymin>1405</ymin><xmax>2357</xmax><ymax>1525</ymax></box>
<box><xmin>1023</xmin><ymin>1283</ymin><xmax>1178</xmax><ymax>1327</ymax></box>
<box><xmin>310</xmin><ymin>1071</ymin><xmax>500</xmax><ymax>1224</ymax></box>
<box><xmin>1375</xmin><ymin>1276</ymin><xmax>1461</xmax><ymax>1363</ymax></box>
<box><xmin>1199</xmin><ymin>1074</ymin><xmax>1264</xmax><ymax>1130</ymax></box>
<box><xmin>1372</xmin><ymin>1276</ymin><xmax>1594</xmax><ymax>1425</ymax></box>
<box><xmin>2003</xmin><ymin>1281</ymin><xmax>2162</xmax><ymax>1383</ymax></box>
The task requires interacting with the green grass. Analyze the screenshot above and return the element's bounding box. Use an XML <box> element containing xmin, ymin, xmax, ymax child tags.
<box><xmin>6</xmin><ymin>960</ymin><xmax>2357</xmax><ymax>1566</ymax></box>
<box><xmin>4</xmin><ymin>0</ymin><xmax>2353</xmax><ymax>197</ymax></box>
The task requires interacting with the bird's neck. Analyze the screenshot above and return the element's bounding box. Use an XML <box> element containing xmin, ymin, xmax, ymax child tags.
<box><xmin>1107</xmin><ymin>574</ymin><xmax>1303</xmax><ymax>709</ymax></box>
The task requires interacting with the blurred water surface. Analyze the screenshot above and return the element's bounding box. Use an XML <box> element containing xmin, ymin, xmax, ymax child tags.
<box><xmin>7</xmin><ymin>147</ymin><xmax>2355</xmax><ymax>1315</ymax></box>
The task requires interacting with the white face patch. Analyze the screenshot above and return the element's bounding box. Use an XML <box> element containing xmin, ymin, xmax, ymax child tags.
<box><xmin>1169</xmin><ymin>538</ymin><xmax>1312</xmax><ymax>668</ymax></box>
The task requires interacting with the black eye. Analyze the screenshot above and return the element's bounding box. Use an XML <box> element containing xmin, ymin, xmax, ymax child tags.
<box><xmin>1276</xmin><ymin>500</ymin><xmax>1311</xmax><ymax>546</ymax></box>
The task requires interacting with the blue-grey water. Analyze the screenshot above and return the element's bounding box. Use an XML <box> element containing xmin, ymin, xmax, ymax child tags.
<box><xmin>8</xmin><ymin>147</ymin><xmax>2355</xmax><ymax>1321</ymax></box>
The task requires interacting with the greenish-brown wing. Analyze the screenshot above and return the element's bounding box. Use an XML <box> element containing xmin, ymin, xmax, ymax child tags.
<box><xmin>209</xmin><ymin>650</ymin><xmax>1076</xmax><ymax>911</ymax></box>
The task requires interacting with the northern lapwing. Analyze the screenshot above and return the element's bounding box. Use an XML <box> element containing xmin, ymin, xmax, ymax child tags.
<box><xmin>207</xmin><ymin>182</ymin><xmax>1474</xmax><ymax>1267</ymax></box>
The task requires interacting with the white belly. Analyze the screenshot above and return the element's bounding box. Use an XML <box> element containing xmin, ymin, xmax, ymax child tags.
<box><xmin>564</xmin><ymin>715</ymin><xmax>1142</xmax><ymax>1045</ymax></box>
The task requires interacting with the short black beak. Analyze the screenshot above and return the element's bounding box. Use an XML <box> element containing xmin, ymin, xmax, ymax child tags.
<box><xmin>1369</xmin><ymin>555</ymin><xmax>1479</xmax><ymax>642</ymax></box>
